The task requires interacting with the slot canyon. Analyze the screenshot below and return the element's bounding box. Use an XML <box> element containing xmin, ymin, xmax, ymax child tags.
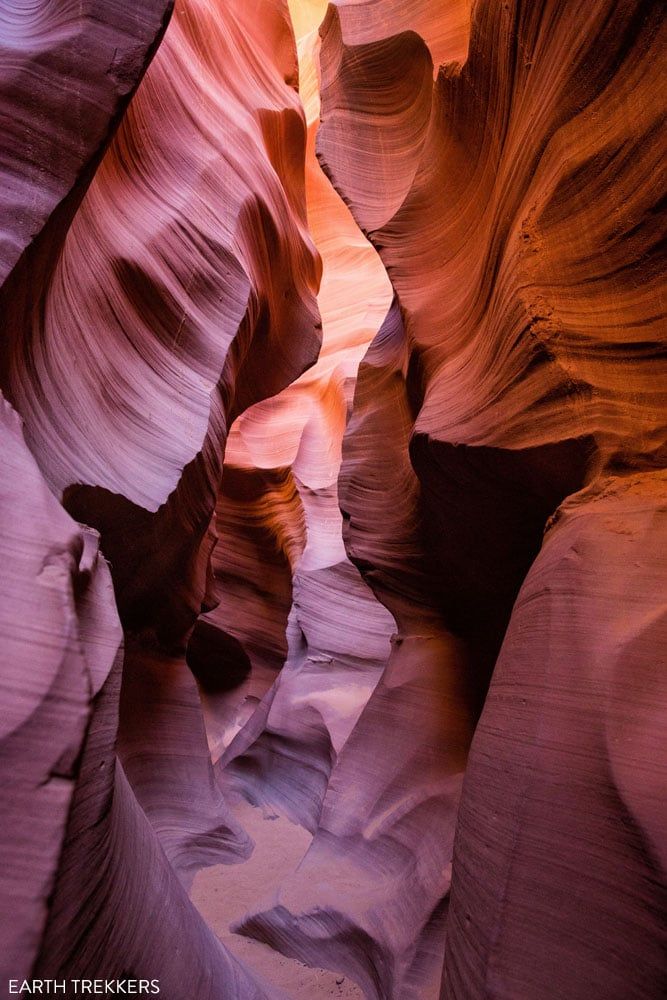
<box><xmin>0</xmin><ymin>0</ymin><xmax>665</xmax><ymax>997</ymax></box>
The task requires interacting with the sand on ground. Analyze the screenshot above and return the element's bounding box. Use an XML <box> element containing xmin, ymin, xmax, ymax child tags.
<box><xmin>190</xmin><ymin>799</ymin><xmax>364</xmax><ymax>999</ymax></box>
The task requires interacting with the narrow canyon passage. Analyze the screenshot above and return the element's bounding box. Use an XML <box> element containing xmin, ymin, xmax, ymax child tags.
<box><xmin>189</xmin><ymin>4</ymin><xmax>393</xmax><ymax>991</ymax></box>
<box><xmin>0</xmin><ymin>1</ymin><xmax>665</xmax><ymax>1000</ymax></box>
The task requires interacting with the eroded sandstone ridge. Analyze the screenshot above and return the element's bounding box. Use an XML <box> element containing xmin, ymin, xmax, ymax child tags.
<box><xmin>1</xmin><ymin>0</ymin><xmax>320</xmax><ymax>995</ymax></box>
<box><xmin>312</xmin><ymin>4</ymin><xmax>666</xmax><ymax>998</ymax></box>
<box><xmin>0</xmin><ymin>1</ymin><xmax>665</xmax><ymax>998</ymax></box>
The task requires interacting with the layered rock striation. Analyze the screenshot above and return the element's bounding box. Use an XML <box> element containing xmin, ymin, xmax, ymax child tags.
<box><xmin>309</xmin><ymin>1</ymin><xmax>666</xmax><ymax>997</ymax></box>
<box><xmin>207</xmin><ymin>0</ymin><xmax>396</xmax><ymax>835</ymax></box>
<box><xmin>0</xmin><ymin>0</ymin><xmax>664</xmax><ymax>998</ymax></box>
<box><xmin>0</xmin><ymin>0</ymin><xmax>321</xmax><ymax>993</ymax></box>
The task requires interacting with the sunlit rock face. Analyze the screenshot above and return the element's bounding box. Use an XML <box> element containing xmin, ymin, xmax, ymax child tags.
<box><xmin>4</xmin><ymin>0</ymin><xmax>321</xmax><ymax>644</ymax></box>
<box><xmin>0</xmin><ymin>0</ymin><xmax>320</xmax><ymax>994</ymax></box>
<box><xmin>313</xmin><ymin>1</ymin><xmax>667</xmax><ymax>998</ymax></box>
<box><xmin>0</xmin><ymin>0</ymin><xmax>665</xmax><ymax>998</ymax></box>
<box><xmin>207</xmin><ymin>0</ymin><xmax>397</xmax><ymax>834</ymax></box>
<box><xmin>235</xmin><ymin>302</ymin><xmax>474</xmax><ymax>999</ymax></box>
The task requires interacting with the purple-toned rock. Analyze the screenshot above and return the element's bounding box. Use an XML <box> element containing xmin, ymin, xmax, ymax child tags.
<box><xmin>0</xmin><ymin>393</ymin><xmax>121</xmax><ymax>985</ymax></box>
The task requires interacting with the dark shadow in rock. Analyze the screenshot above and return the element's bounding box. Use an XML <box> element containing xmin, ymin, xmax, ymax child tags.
<box><xmin>187</xmin><ymin>620</ymin><xmax>252</xmax><ymax>694</ymax></box>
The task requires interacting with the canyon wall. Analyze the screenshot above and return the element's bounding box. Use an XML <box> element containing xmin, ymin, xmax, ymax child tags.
<box><xmin>0</xmin><ymin>1</ymin><xmax>665</xmax><ymax>999</ymax></box>
<box><xmin>311</xmin><ymin>2</ymin><xmax>667</xmax><ymax>998</ymax></box>
<box><xmin>1</xmin><ymin>0</ymin><xmax>320</xmax><ymax>995</ymax></box>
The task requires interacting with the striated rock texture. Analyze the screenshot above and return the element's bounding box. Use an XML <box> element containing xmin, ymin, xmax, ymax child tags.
<box><xmin>444</xmin><ymin>473</ymin><xmax>667</xmax><ymax>1000</ymax></box>
<box><xmin>3</xmin><ymin>392</ymin><xmax>271</xmax><ymax>996</ymax></box>
<box><xmin>0</xmin><ymin>0</ymin><xmax>665</xmax><ymax>998</ymax></box>
<box><xmin>0</xmin><ymin>394</ymin><xmax>122</xmax><ymax>988</ymax></box>
<box><xmin>207</xmin><ymin>0</ymin><xmax>397</xmax><ymax>835</ymax></box>
<box><xmin>301</xmin><ymin>0</ymin><xmax>664</xmax><ymax>997</ymax></box>
<box><xmin>235</xmin><ymin>301</ymin><xmax>473</xmax><ymax>999</ymax></box>
<box><xmin>0</xmin><ymin>0</ymin><xmax>319</xmax><ymax>993</ymax></box>
<box><xmin>191</xmin><ymin>465</ymin><xmax>303</xmax><ymax>761</ymax></box>
<box><xmin>0</xmin><ymin>0</ymin><xmax>173</xmax><ymax>285</ymax></box>
<box><xmin>5</xmin><ymin>0</ymin><xmax>321</xmax><ymax>644</ymax></box>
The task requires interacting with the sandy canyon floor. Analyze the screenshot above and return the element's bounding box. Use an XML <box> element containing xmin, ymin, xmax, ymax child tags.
<box><xmin>191</xmin><ymin>799</ymin><xmax>364</xmax><ymax>999</ymax></box>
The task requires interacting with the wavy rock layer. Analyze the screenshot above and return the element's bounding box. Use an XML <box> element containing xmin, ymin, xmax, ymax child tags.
<box><xmin>0</xmin><ymin>0</ymin><xmax>665</xmax><ymax>998</ymax></box>
<box><xmin>4</xmin><ymin>0</ymin><xmax>321</xmax><ymax>645</ymax></box>
<box><xmin>312</xmin><ymin>1</ymin><xmax>667</xmax><ymax>998</ymax></box>
<box><xmin>445</xmin><ymin>474</ymin><xmax>667</xmax><ymax>1000</ymax></box>
<box><xmin>0</xmin><ymin>0</ymin><xmax>321</xmax><ymax>993</ymax></box>
<box><xmin>236</xmin><ymin>304</ymin><xmax>474</xmax><ymax>1000</ymax></box>
<box><xmin>0</xmin><ymin>395</ymin><xmax>122</xmax><ymax>987</ymax></box>
<box><xmin>319</xmin><ymin>0</ymin><xmax>665</xmax><ymax>464</ymax></box>
<box><xmin>2</xmin><ymin>401</ymin><xmax>264</xmax><ymax>996</ymax></box>
<box><xmin>192</xmin><ymin>466</ymin><xmax>303</xmax><ymax>761</ymax></box>
<box><xmin>0</xmin><ymin>0</ymin><xmax>172</xmax><ymax>285</ymax></box>
<box><xmin>208</xmin><ymin>0</ymin><xmax>396</xmax><ymax>834</ymax></box>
